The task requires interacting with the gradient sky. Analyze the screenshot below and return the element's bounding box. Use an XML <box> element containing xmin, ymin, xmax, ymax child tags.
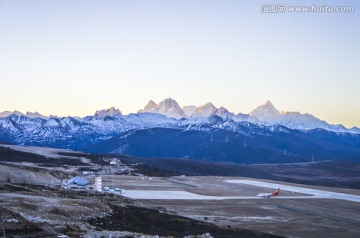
<box><xmin>0</xmin><ymin>0</ymin><xmax>359</xmax><ymax>127</ymax></box>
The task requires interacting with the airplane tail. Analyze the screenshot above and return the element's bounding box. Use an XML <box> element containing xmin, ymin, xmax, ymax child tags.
<box><xmin>272</xmin><ymin>188</ymin><xmax>280</xmax><ymax>196</ymax></box>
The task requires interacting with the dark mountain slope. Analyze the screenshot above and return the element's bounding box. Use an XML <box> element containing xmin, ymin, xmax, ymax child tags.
<box><xmin>83</xmin><ymin>127</ymin><xmax>360</xmax><ymax>164</ymax></box>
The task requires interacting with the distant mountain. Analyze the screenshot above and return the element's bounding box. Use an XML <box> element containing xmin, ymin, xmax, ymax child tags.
<box><xmin>0</xmin><ymin>111</ymin><xmax>359</xmax><ymax>164</ymax></box>
<box><xmin>1</xmin><ymin>98</ymin><xmax>359</xmax><ymax>137</ymax></box>
<box><xmin>139</xmin><ymin>98</ymin><xmax>186</xmax><ymax>119</ymax></box>
<box><xmin>250</xmin><ymin>101</ymin><xmax>280</xmax><ymax>120</ymax></box>
<box><xmin>191</xmin><ymin>102</ymin><xmax>218</xmax><ymax>118</ymax></box>
<box><xmin>351</xmin><ymin>127</ymin><xmax>360</xmax><ymax>134</ymax></box>
<box><xmin>94</xmin><ymin>107</ymin><xmax>122</xmax><ymax>118</ymax></box>
<box><xmin>1</xmin><ymin>98</ymin><xmax>359</xmax><ymax>164</ymax></box>
<box><xmin>140</xmin><ymin>100</ymin><xmax>158</xmax><ymax>113</ymax></box>
<box><xmin>184</xmin><ymin>103</ymin><xmax>235</xmax><ymax>120</ymax></box>
<box><xmin>248</xmin><ymin>101</ymin><xmax>346</xmax><ymax>131</ymax></box>
<box><xmin>26</xmin><ymin>112</ymin><xmax>48</xmax><ymax>119</ymax></box>
<box><xmin>0</xmin><ymin>110</ymin><xmax>47</xmax><ymax>119</ymax></box>
<box><xmin>214</xmin><ymin>107</ymin><xmax>235</xmax><ymax>119</ymax></box>
<box><xmin>0</xmin><ymin>110</ymin><xmax>23</xmax><ymax>118</ymax></box>
<box><xmin>182</xmin><ymin>105</ymin><xmax>197</xmax><ymax>117</ymax></box>
<box><xmin>274</xmin><ymin>111</ymin><xmax>331</xmax><ymax>131</ymax></box>
<box><xmin>234</xmin><ymin>113</ymin><xmax>259</xmax><ymax>124</ymax></box>
<box><xmin>82</xmin><ymin>120</ymin><xmax>360</xmax><ymax>164</ymax></box>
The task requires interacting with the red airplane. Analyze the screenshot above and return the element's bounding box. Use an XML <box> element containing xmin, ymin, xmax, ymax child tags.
<box><xmin>257</xmin><ymin>188</ymin><xmax>280</xmax><ymax>198</ymax></box>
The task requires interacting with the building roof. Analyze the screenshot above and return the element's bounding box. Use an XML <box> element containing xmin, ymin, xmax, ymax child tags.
<box><xmin>66</xmin><ymin>176</ymin><xmax>90</xmax><ymax>186</ymax></box>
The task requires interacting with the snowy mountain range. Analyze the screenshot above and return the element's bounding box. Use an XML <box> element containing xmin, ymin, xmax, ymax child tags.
<box><xmin>137</xmin><ymin>98</ymin><xmax>359</xmax><ymax>133</ymax></box>
<box><xmin>1</xmin><ymin>98</ymin><xmax>360</xmax><ymax>163</ymax></box>
<box><xmin>1</xmin><ymin>98</ymin><xmax>359</xmax><ymax>134</ymax></box>
<box><xmin>0</xmin><ymin>110</ymin><xmax>48</xmax><ymax>119</ymax></box>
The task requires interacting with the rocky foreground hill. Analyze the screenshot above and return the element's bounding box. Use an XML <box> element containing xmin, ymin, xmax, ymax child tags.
<box><xmin>0</xmin><ymin>145</ymin><xmax>281</xmax><ymax>238</ymax></box>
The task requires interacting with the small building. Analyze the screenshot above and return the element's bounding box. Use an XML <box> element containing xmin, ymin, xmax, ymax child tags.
<box><xmin>110</xmin><ymin>158</ymin><xmax>119</xmax><ymax>165</ymax></box>
<box><xmin>62</xmin><ymin>176</ymin><xmax>93</xmax><ymax>190</ymax></box>
<box><xmin>94</xmin><ymin>176</ymin><xmax>102</xmax><ymax>192</ymax></box>
<box><xmin>57</xmin><ymin>235</ymin><xmax>70</xmax><ymax>238</ymax></box>
<box><xmin>82</xmin><ymin>171</ymin><xmax>93</xmax><ymax>175</ymax></box>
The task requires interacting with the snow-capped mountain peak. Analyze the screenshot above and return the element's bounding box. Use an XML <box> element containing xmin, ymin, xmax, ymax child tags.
<box><xmin>250</xmin><ymin>100</ymin><xmax>280</xmax><ymax>121</ymax></box>
<box><xmin>0</xmin><ymin>110</ymin><xmax>24</xmax><ymax>118</ymax></box>
<box><xmin>214</xmin><ymin>107</ymin><xmax>235</xmax><ymax>119</ymax></box>
<box><xmin>157</xmin><ymin>98</ymin><xmax>186</xmax><ymax>119</ymax></box>
<box><xmin>94</xmin><ymin>107</ymin><xmax>122</xmax><ymax>118</ymax></box>
<box><xmin>142</xmin><ymin>100</ymin><xmax>158</xmax><ymax>112</ymax></box>
<box><xmin>158</xmin><ymin>98</ymin><xmax>180</xmax><ymax>112</ymax></box>
<box><xmin>0</xmin><ymin>110</ymin><xmax>47</xmax><ymax>119</ymax></box>
<box><xmin>191</xmin><ymin>102</ymin><xmax>218</xmax><ymax>118</ymax></box>
<box><xmin>25</xmin><ymin>111</ymin><xmax>47</xmax><ymax>119</ymax></box>
<box><xmin>1</xmin><ymin>98</ymin><xmax>358</xmax><ymax>134</ymax></box>
<box><xmin>350</xmin><ymin>127</ymin><xmax>360</xmax><ymax>134</ymax></box>
<box><xmin>138</xmin><ymin>98</ymin><xmax>186</xmax><ymax>119</ymax></box>
<box><xmin>274</xmin><ymin>111</ymin><xmax>331</xmax><ymax>130</ymax></box>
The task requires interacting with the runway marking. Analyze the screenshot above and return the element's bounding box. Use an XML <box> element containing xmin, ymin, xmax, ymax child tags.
<box><xmin>225</xmin><ymin>180</ymin><xmax>360</xmax><ymax>203</ymax></box>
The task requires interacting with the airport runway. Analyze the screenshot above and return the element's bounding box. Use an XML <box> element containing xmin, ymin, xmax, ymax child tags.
<box><xmin>121</xmin><ymin>190</ymin><xmax>257</xmax><ymax>200</ymax></box>
<box><xmin>122</xmin><ymin>179</ymin><xmax>360</xmax><ymax>202</ymax></box>
<box><xmin>226</xmin><ymin>180</ymin><xmax>360</xmax><ymax>203</ymax></box>
<box><xmin>117</xmin><ymin>176</ymin><xmax>360</xmax><ymax>238</ymax></box>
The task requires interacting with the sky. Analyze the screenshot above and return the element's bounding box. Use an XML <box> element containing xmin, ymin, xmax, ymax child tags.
<box><xmin>0</xmin><ymin>0</ymin><xmax>359</xmax><ymax>127</ymax></box>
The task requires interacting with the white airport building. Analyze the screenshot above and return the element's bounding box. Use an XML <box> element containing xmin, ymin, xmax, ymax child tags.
<box><xmin>62</xmin><ymin>176</ymin><xmax>93</xmax><ymax>190</ymax></box>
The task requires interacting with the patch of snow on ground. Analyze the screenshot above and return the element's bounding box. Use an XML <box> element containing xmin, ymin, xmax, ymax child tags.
<box><xmin>20</xmin><ymin>213</ymin><xmax>50</xmax><ymax>223</ymax></box>
<box><xmin>5</xmin><ymin>218</ymin><xmax>19</xmax><ymax>223</ymax></box>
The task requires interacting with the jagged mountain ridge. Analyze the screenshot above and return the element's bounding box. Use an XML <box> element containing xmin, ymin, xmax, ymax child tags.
<box><xmin>1</xmin><ymin>97</ymin><xmax>357</xmax><ymax>164</ymax></box>
<box><xmin>1</xmin><ymin>98</ymin><xmax>359</xmax><ymax>134</ymax></box>
<box><xmin>137</xmin><ymin>98</ymin><xmax>358</xmax><ymax>133</ymax></box>
<box><xmin>0</xmin><ymin>110</ymin><xmax>48</xmax><ymax>119</ymax></box>
<box><xmin>0</xmin><ymin>112</ymin><xmax>359</xmax><ymax>164</ymax></box>
<box><xmin>94</xmin><ymin>107</ymin><xmax>122</xmax><ymax>118</ymax></box>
